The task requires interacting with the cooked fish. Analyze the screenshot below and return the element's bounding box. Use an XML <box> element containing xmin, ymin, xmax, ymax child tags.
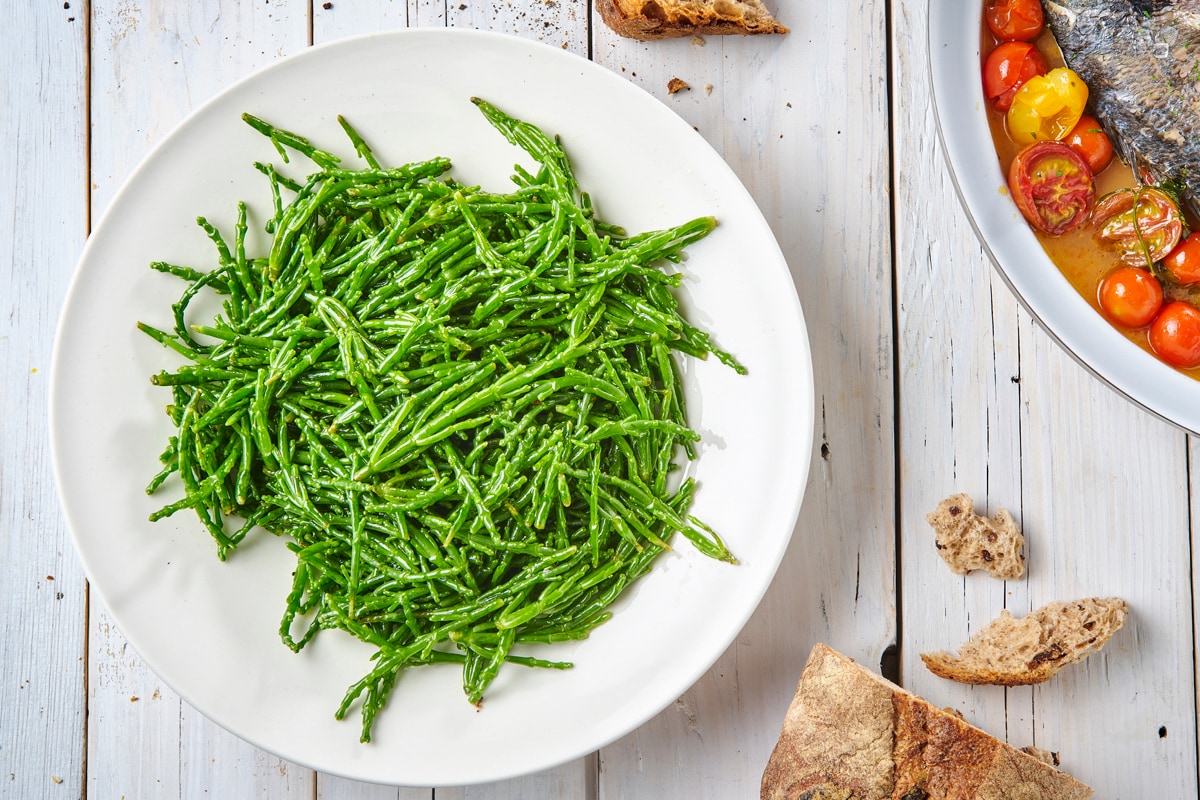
<box><xmin>1041</xmin><ymin>0</ymin><xmax>1200</xmax><ymax>212</ymax></box>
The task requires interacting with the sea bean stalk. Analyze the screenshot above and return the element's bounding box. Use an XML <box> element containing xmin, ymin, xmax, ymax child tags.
<box><xmin>141</xmin><ymin>98</ymin><xmax>744</xmax><ymax>742</ymax></box>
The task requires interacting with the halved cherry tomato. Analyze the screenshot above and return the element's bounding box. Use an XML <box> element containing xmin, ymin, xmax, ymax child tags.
<box><xmin>986</xmin><ymin>0</ymin><xmax>1044</xmax><ymax>41</ymax></box>
<box><xmin>1162</xmin><ymin>232</ymin><xmax>1200</xmax><ymax>285</ymax></box>
<box><xmin>983</xmin><ymin>42</ymin><xmax>1048</xmax><ymax>112</ymax></box>
<box><xmin>1063</xmin><ymin>114</ymin><xmax>1115</xmax><ymax>174</ymax></box>
<box><xmin>1007</xmin><ymin>67</ymin><xmax>1089</xmax><ymax>145</ymax></box>
<box><xmin>1149</xmin><ymin>301</ymin><xmax>1200</xmax><ymax>368</ymax></box>
<box><xmin>1092</xmin><ymin>187</ymin><xmax>1184</xmax><ymax>267</ymax></box>
<box><xmin>1008</xmin><ymin>141</ymin><xmax>1096</xmax><ymax>235</ymax></box>
<box><xmin>1097</xmin><ymin>266</ymin><xmax>1163</xmax><ymax>328</ymax></box>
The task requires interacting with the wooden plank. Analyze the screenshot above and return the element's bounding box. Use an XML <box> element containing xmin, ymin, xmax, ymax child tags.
<box><xmin>438</xmin><ymin>763</ymin><xmax>597</xmax><ymax>800</ymax></box>
<box><xmin>890</xmin><ymin>0</ymin><xmax>1028</xmax><ymax>750</ymax></box>
<box><xmin>440</xmin><ymin>0</ymin><xmax>588</xmax><ymax>55</ymax></box>
<box><xmin>892</xmin><ymin>0</ymin><xmax>1198</xmax><ymax>795</ymax></box>
<box><xmin>1193</xmin><ymin>435</ymin><xmax>1200</xmax><ymax>768</ymax></box>
<box><xmin>305</xmin><ymin>4</ymin><xmax>592</xmax><ymax>797</ymax></box>
<box><xmin>1015</xmin><ymin>333</ymin><xmax>1196</xmax><ymax>795</ymax></box>
<box><xmin>86</xmin><ymin>1</ymin><xmax>313</xmax><ymax>797</ymax></box>
<box><xmin>592</xmin><ymin>1</ymin><xmax>897</xmax><ymax>794</ymax></box>
<box><xmin>416</xmin><ymin>6</ymin><xmax>597</xmax><ymax>796</ymax></box>
<box><xmin>0</xmin><ymin>2</ymin><xmax>89</xmax><ymax>797</ymax></box>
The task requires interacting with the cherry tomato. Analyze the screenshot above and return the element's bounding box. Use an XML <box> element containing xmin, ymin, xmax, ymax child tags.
<box><xmin>986</xmin><ymin>0</ymin><xmax>1045</xmax><ymax>41</ymax></box>
<box><xmin>1097</xmin><ymin>266</ymin><xmax>1163</xmax><ymax>328</ymax></box>
<box><xmin>1092</xmin><ymin>187</ymin><xmax>1184</xmax><ymax>267</ymax></box>
<box><xmin>1008</xmin><ymin>141</ymin><xmax>1096</xmax><ymax>235</ymax></box>
<box><xmin>1162</xmin><ymin>232</ymin><xmax>1200</xmax><ymax>285</ymax></box>
<box><xmin>1149</xmin><ymin>301</ymin><xmax>1200</xmax><ymax>368</ymax></box>
<box><xmin>1063</xmin><ymin>114</ymin><xmax>1115</xmax><ymax>174</ymax></box>
<box><xmin>1007</xmin><ymin>67</ymin><xmax>1089</xmax><ymax>145</ymax></box>
<box><xmin>983</xmin><ymin>42</ymin><xmax>1048</xmax><ymax>112</ymax></box>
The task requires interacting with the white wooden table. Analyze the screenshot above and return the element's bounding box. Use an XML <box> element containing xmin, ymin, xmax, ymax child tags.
<box><xmin>4</xmin><ymin>1</ymin><xmax>1197</xmax><ymax>797</ymax></box>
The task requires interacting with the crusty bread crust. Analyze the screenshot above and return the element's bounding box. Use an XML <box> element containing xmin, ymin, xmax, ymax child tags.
<box><xmin>596</xmin><ymin>0</ymin><xmax>788</xmax><ymax>40</ymax></box>
<box><xmin>761</xmin><ymin>644</ymin><xmax>1093</xmax><ymax>800</ymax></box>
<box><xmin>920</xmin><ymin>598</ymin><xmax>1128</xmax><ymax>686</ymax></box>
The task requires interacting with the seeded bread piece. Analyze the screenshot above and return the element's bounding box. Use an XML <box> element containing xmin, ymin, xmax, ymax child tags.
<box><xmin>761</xmin><ymin>643</ymin><xmax>1092</xmax><ymax>799</ymax></box>
<box><xmin>596</xmin><ymin>0</ymin><xmax>788</xmax><ymax>40</ymax></box>
<box><xmin>927</xmin><ymin>493</ymin><xmax>1026</xmax><ymax>580</ymax></box>
<box><xmin>920</xmin><ymin>598</ymin><xmax>1128</xmax><ymax>686</ymax></box>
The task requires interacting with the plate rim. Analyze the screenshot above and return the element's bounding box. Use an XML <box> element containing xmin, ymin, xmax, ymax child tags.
<box><xmin>50</xmin><ymin>27</ymin><xmax>815</xmax><ymax>786</ymax></box>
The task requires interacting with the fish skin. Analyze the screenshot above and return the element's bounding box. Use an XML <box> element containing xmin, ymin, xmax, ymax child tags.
<box><xmin>1041</xmin><ymin>0</ymin><xmax>1200</xmax><ymax>211</ymax></box>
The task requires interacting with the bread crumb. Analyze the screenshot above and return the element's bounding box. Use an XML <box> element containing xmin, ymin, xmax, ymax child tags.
<box><xmin>921</xmin><ymin>597</ymin><xmax>1128</xmax><ymax>685</ymax></box>
<box><xmin>667</xmin><ymin>77</ymin><xmax>690</xmax><ymax>94</ymax></box>
<box><xmin>1022</xmin><ymin>746</ymin><xmax>1062</xmax><ymax>767</ymax></box>
<box><xmin>926</xmin><ymin>493</ymin><xmax>1025</xmax><ymax>580</ymax></box>
<box><xmin>690</xmin><ymin>35</ymin><xmax>706</xmax><ymax>46</ymax></box>
<box><xmin>51</xmin><ymin>776</ymin><xmax>63</xmax><ymax>784</ymax></box>
<box><xmin>705</xmin><ymin>83</ymin><xmax>713</xmax><ymax>95</ymax></box>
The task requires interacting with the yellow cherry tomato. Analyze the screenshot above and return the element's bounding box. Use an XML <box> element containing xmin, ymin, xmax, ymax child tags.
<box><xmin>1006</xmin><ymin>67</ymin><xmax>1088</xmax><ymax>145</ymax></box>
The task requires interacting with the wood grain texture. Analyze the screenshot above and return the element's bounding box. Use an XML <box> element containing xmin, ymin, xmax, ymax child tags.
<box><xmin>0</xmin><ymin>3</ymin><xmax>88</xmax><ymax>798</ymax></box>
<box><xmin>891</xmin><ymin>0</ymin><xmax>1028</xmax><ymax>751</ymax></box>
<box><xmin>308</xmin><ymin>5</ymin><xmax>597</xmax><ymax>796</ymax></box>
<box><xmin>592</xmin><ymin>1</ymin><xmax>897</xmax><ymax>795</ymax></box>
<box><xmin>86</xmin><ymin>1</ymin><xmax>313</xmax><ymax>797</ymax></box>
<box><xmin>7</xmin><ymin>0</ymin><xmax>1199</xmax><ymax>797</ymax></box>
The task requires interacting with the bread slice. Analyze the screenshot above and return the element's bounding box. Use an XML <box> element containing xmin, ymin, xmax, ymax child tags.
<box><xmin>761</xmin><ymin>643</ymin><xmax>1092</xmax><ymax>799</ymax></box>
<box><xmin>920</xmin><ymin>598</ymin><xmax>1128</xmax><ymax>686</ymax></box>
<box><xmin>596</xmin><ymin>0</ymin><xmax>788</xmax><ymax>40</ymax></box>
<box><xmin>926</xmin><ymin>493</ymin><xmax>1025</xmax><ymax>580</ymax></box>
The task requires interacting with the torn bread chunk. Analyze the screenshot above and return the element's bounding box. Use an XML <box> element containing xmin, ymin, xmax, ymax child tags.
<box><xmin>927</xmin><ymin>493</ymin><xmax>1026</xmax><ymax>580</ymax></box>
<box><xmin>597</xmin><ymin>0</ymin><xmax>788</xmax><ymax>40</ymax></box>
<box><xmin>761</xmin><ymin>643</ymin><xmax>1092</xmax><ymax>799</ymax></box>
<box><xmin>920</xmin><ymin>598</ymin><xmax>1128</xmax><ymax>686</ymax></box>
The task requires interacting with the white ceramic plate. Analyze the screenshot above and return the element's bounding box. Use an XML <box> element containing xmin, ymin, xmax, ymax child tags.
<box><xmin>51</xmin><ymin>29</ymin><xmax>813</xmax><ymax>787</ymax></box>
<box><xmin>929</xmin><ymin>1</ymin><xmax>1200</xmax><ymax>434</ymax></box>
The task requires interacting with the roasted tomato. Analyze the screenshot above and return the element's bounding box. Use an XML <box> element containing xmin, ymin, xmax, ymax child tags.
<box><xmin>983</xmin><ymin>42</ymin><xmax>1048</xmax><ymax>112</ymax></box>
<box><xmin>1149</xmin><ymin>301</ymin><xmax>1200</xmax><ymax>368</ymax></box>
<box><xmin>1092</xmin><ymin>187</ymin><xmax>1184</xmax><ymax>267</ymax></box>
<box><xmin>986</xmin><ymin>0</ymin><xmax>1045</xmax><ymax>41</ymax></box>
<box><xmin>1008</xmin><ymin>141</ymin><xmax>1096</xmax><ymax>235</ymax></box>
<box><xmin>1162</xmin><ymin>232</ymin><xmax>1200</xmax><ymax>285</ymax></box>
<box><xmin>1063</xmin><ymin>114</ymin><xmax>1114</xmax><ymax>174</ymax></box>
<box><xmin>1097</xmin><ymin>266</ymin><xmax>1163</xmax><ymax>328</ymax></box>
<box><xmin>1007</xmin><ymin>68</ymin><xmax>1088</xmax><ymax>145</ymax></box>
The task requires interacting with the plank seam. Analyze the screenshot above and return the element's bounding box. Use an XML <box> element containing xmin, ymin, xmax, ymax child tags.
<box><xmin>883</xmin><ymin>0</ymin><xmax>903</xmax><ymax>687</ymax></box>
<box><xmin>82</xmin><ymin>0</ymin><xmax>93</xmax><ymax>794</ymax></box>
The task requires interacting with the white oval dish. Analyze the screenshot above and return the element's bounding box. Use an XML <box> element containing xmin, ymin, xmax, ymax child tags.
<box><xmin>928</xmin><ymin>0</ymin><xmax>1200</xmax><ymax>434</ymax></box>
<box><xmin>50</xmin><ymin>29</ymin><xmax>813</xmax><ymax>787</ymax></box>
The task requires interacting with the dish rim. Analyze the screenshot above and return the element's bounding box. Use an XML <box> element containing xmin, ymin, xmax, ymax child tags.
<box><xmin>49</xmin><ymin>26</ymin><xmax>815</xmax><ymax>786</ymax></box>
<box><xmin>927</xmin><ymin>0</ymin><xmax>1200</xmax><ymax>436</ymax></box>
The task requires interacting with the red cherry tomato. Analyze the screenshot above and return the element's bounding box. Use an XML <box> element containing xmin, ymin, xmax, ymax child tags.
<box><xmin>1149</xmin><ymin>302</ymin><xmax>1200</xmax><ymax>368</ymax></box>
<box><xmin>1063</xmin><ymin>114</ymin><xmax>1115</xmax><ymax>174</ymax></box>
<box><xmin>1008</xmin><ymin>141</ymin><xmax>1096</xmax><ymax>235</ymax></box>
<box><xmin>986</xmin><ymin>0</ymin><xmax>1045</xmax><ymax>41</ymax></box>
<box><xmin>1097</xmin><ymin>266</ymin><xmax>1163</xmax><ymax>328</ymax></box>
<box><xmin>1162</xmin><ymin>232</ymin><xmax>1200</xmax><ymax>285</ymax></box>
<box><xmin>983</xmin><ymin>41</ymin><xmax>1048</xmax><ymax>112</ymax></box>
<box><xmin>1092</xmin><ymin>187</ymin><xmax>1183</xmax><ymax>267</ymax></box>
